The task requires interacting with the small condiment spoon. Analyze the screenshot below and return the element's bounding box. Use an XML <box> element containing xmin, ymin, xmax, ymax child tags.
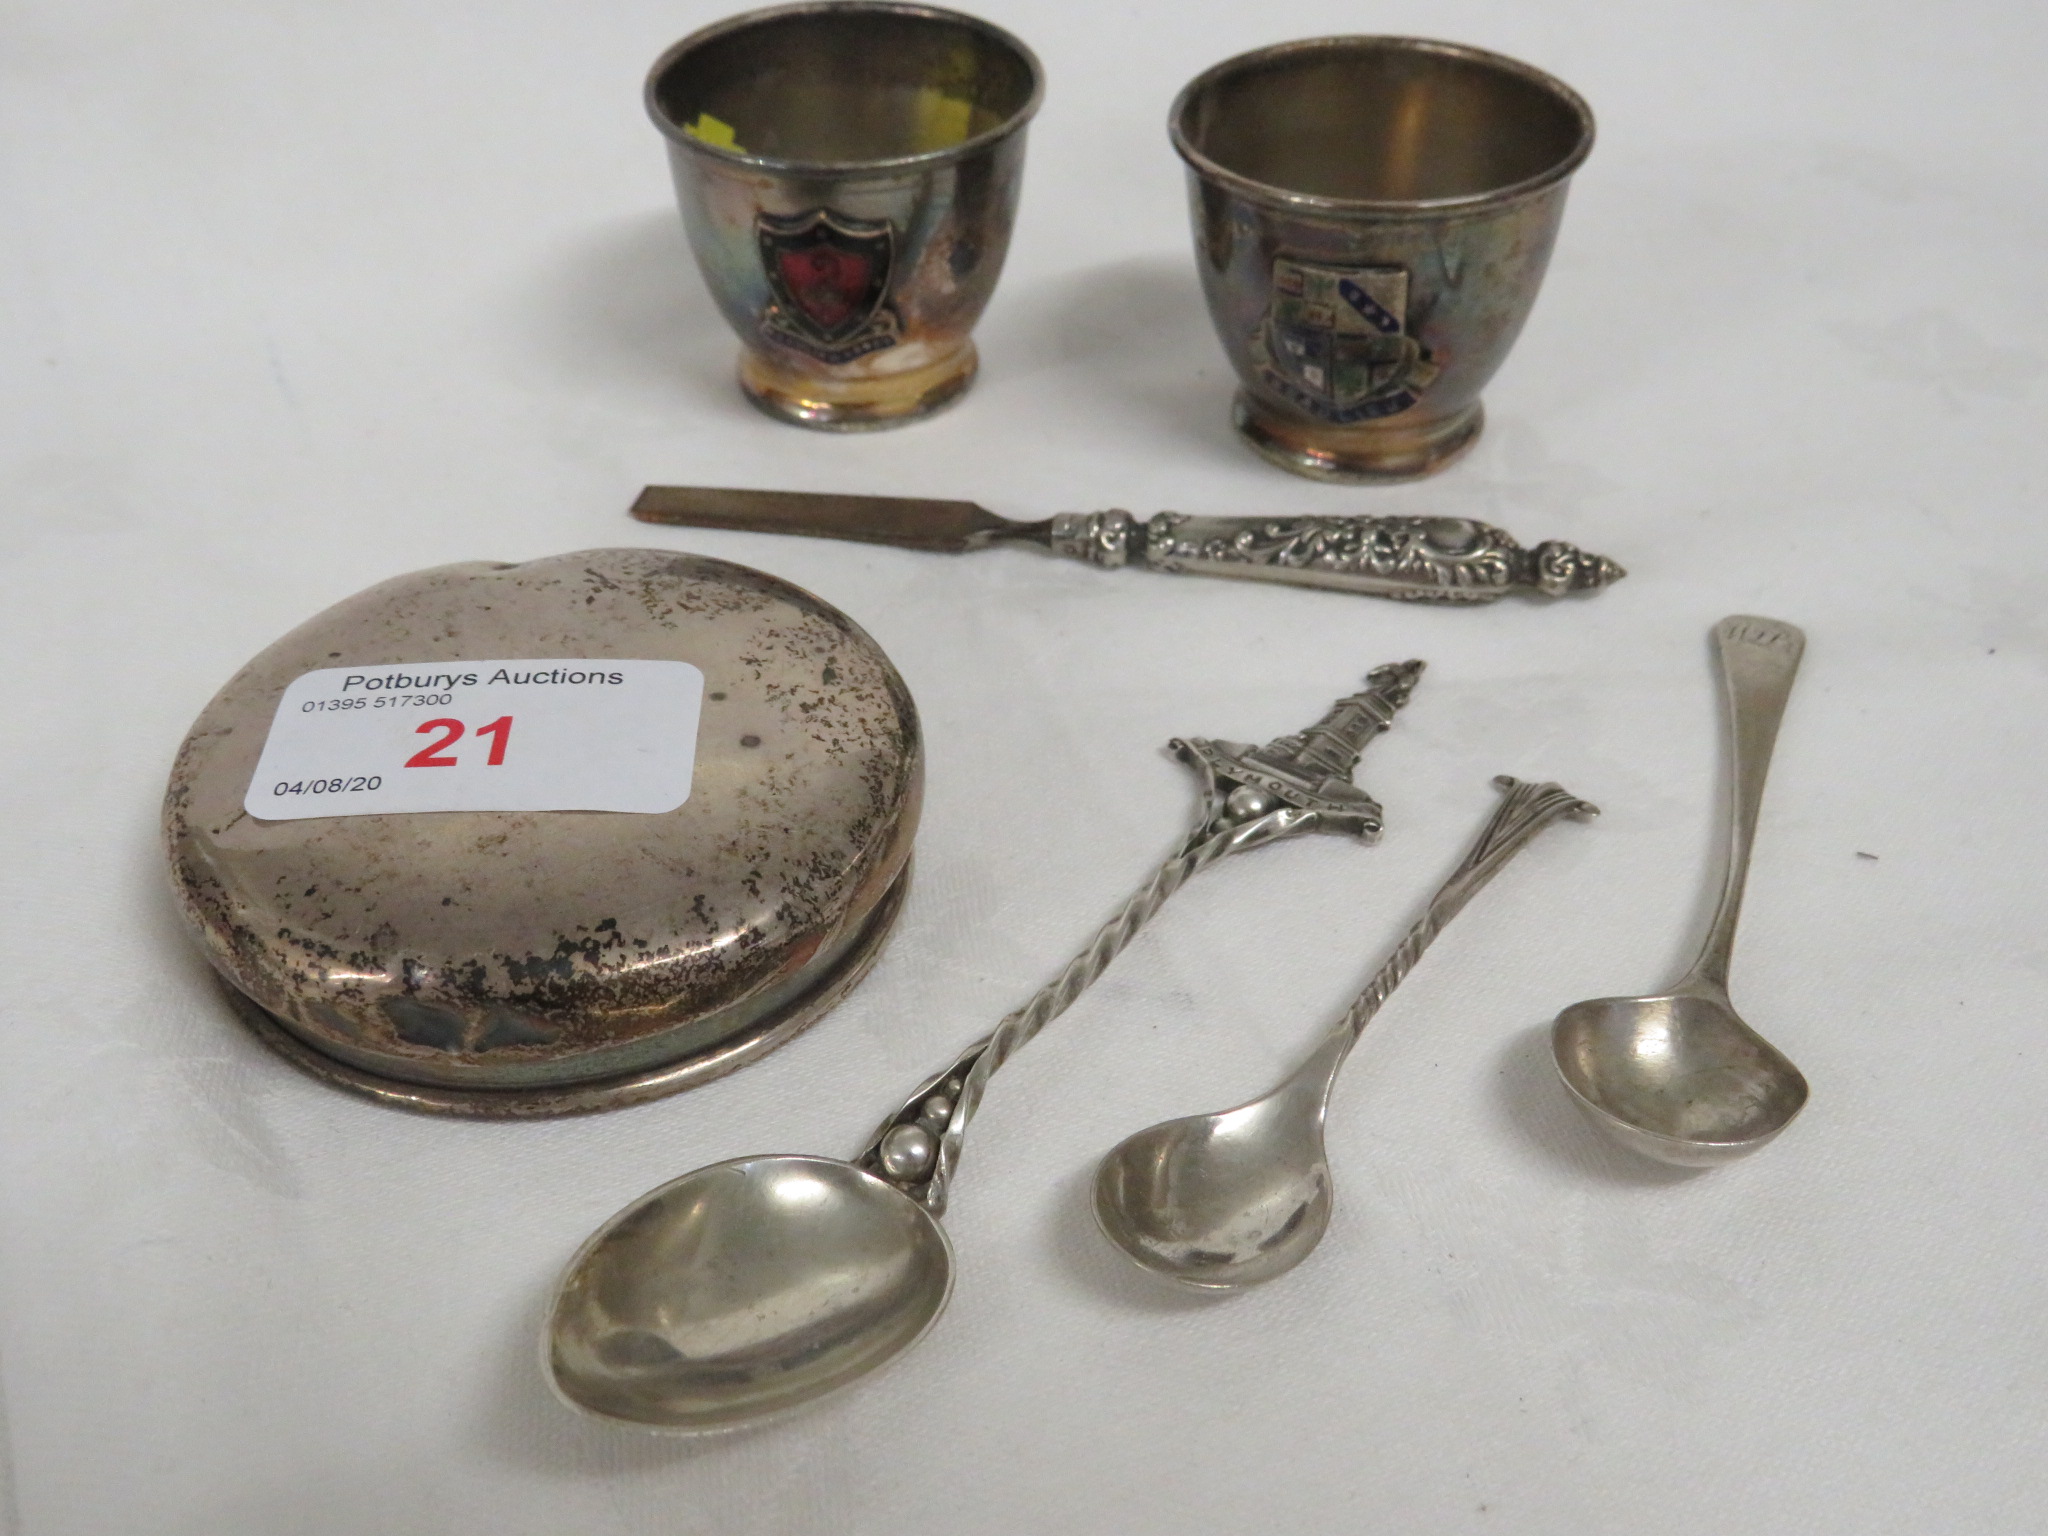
<box><xmin>1552</xmin><ymin>615</ymin><xmax>1810</xmax><ymax>1166</ymax></box>
<box><xmin>1095</xmin><ymin>776</ymin><xmax>1597</xmax><ymax>1290</ymax></box>
<box><xmin>546</xmin><ymin>665</ymin><xmax>1424</xmax><ymax>1430</ymax></box>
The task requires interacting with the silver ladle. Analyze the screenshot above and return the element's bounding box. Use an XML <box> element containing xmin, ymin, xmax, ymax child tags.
<box><xmin>1552</xmin><ymin>615</ymin><xmax>1810</xmax><ymax>1166</ymax></box>
<box><xmin>546</xmin><ymin>663</ymin><xmax>1424</xmax><ymax>1430</ymax></box>
<box><xmin>1094</xmin><ymin>776</ymin><xmax>1597</xmax><ymax>1290</ymax></box>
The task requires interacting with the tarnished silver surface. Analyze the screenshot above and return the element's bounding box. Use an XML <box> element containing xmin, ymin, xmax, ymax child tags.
<box><xmin>163</xmin><ymin>548</ymin><xmax>921</xmax><ymax>1116</ymax></box>
<box><xmin>211</xmin><ymin>860</ymin><xmax>906</xmax><ymax>1117</ymax></box>
<box><xmin>632</xmin><ymin>485</ymin><xmax>1625</xmax><ymax>603</ymax></box>
<box><xmin>647</xmin><ymin>2</ymin><xmax>1042</xmax><ymax>429</ymax></box>
<box><xmin>1553</xmin><ymin>616</ymin><xmax>1811</xmax><ymax>1165</ymax></box>
<box><xmin>1095</xmin><ymin>776</ymin><xmax>1596</xmax><ymax>1290</ymax></box>
<box><xmin>547</xmin><ymin>664</ymin><xmax>1422</xmax><ymax>1430</ymax></box>
<box><xmin>1173</xmin><ymin>37</ymin><xmax>1594</xmax><ymax>481</ymax></box>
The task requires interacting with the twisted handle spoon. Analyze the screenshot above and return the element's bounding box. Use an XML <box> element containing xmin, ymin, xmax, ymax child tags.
<box><xmin>545</xmin><ymin>665</ymin><xmax>1422</xmax><ymax>1429</ymax></box>
<box><xmin>856</xmin><ymin>659</ymin><xmax>1425</xmax><ymax>1214</ymax></box>
<box><xmin>857</xmin><ymin>806</ymin><xmax>1306</xmax><ymax>1213</ymax></box>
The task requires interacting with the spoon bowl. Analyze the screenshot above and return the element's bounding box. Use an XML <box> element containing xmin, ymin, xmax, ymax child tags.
<box><xmin>1094</xmin><ymin>1041</ymin><xmax>1339</xmax><ymax>1289</ymax></box>
<box><xmin>1551</xmin><ymin>616</ymin><xmax>1810</xmax><ymax>1167</ymax></box>
<box><xmin>543</xmin><ymin>667</ymin><xmax>1427</xmax><ymax>1427</ymax></box>
<box><xmin>1094</xmin><ymin>778</ymin><xmax>1595</xmax><ymax>1291</ymax></box>
<box><xmin>547</xmin><ymin>1155</ymin><xmax>952</xmax><ymax>1431</ymax></box>
<box><xmin>1552</xmin><ymin>993</ymin><xmax>1809</xmax><ymax>1166</ymax></box>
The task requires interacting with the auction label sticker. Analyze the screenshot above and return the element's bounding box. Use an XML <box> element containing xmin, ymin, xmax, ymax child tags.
<box><xmin>245</xmin><ymin>660</ymin><xmax>704</xmax><ymax>819</ymax></box>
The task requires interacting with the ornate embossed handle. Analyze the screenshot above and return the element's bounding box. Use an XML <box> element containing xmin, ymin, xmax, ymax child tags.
<box><xmin>1047</xmin><ymin>512</ymin><xmax>1625</xmax><ymax>603</ymax></box>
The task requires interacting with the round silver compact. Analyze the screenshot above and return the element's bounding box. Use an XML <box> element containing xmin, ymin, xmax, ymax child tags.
<box><xmin>164</xmin><ymin>548</ymin><xmax>920</xmax><ymax>1116</ymax></box>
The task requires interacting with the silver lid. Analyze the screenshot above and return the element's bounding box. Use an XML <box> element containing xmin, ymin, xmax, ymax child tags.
<box><xmin>164</xmin><ymin>548</ymin><xmax>921</xmax><ymax>1116</ymax></box>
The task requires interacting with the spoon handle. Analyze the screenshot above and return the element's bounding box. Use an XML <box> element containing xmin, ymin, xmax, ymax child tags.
<box><xmin>857</xmin><ymin>808</ymin><xmax>1313</xmax><ymax>1212</ymax></box>
<box><xmin>1680</xmin><ymin>616</ymin><xmax>1805</xmax><ymax>996</ymax></box>
<box><xmin>1334</xmin><ymin>777</ymin><xmax>1599</xmax><ymax>1051</ymax></box>
<box><xmin>854</xmin><ymin>663</ymin><xmax>1428</xmax><ymax>1213</ymax></box>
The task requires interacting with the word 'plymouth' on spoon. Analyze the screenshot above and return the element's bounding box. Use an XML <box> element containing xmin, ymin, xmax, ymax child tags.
<box><xmin>1553</xmin><ymin>616</ymin><xmax>1810</xmax><ymax>1166</ymax></box>
<box><xmin>1095</xmin><ymin>776</ymin><xmax>1596</xmax><ymax>1291</ymax></box>
<box><xmin>547</xmin><ymin>663</ymin><xmax>1423</xmax><ymax>1430</ymax></box>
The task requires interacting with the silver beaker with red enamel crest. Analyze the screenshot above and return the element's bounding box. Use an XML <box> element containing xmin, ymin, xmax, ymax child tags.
<box><xmin>648</xmin><ymin>2</ymin><xmax>1042</xmax><ymax>430</ymax></box>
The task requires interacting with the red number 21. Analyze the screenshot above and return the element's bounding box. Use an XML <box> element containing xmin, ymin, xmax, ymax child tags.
<box><xmin>476</xmin><ymin>715</ymin><xmax>512</xmax><ymax>765</ymax></box>
<box><xmin>404</xmin><ymin>716</ymin><xmax>512</xmax><ymax>768</ymax></box>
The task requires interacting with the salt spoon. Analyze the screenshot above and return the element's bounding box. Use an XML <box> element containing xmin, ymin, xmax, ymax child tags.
<box><xmin>1552</xmin><ymin>615</ymin><xmax>1810</xmax><ymax>1165</ymax></box>
<box><xmin>1094</xmin><ymin>776</ymin><xmax>1597</xmax><ymax>1290</ymax></box>
<box><xmin>546</xmin><ymin>663</ymin><xmax>1423</xmax><ymax>1430</ymax></box>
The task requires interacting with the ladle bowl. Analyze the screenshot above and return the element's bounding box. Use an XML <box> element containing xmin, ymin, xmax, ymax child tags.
<box><xmin>1552</xmin><ymin>993</ymin><xmax>1809</xmax><ymax>1167</ymax></box>
<box><xmin>1550</xmin><ymin>616</ymin><xmax>1810</xmax><ymax>1167</ymax></box>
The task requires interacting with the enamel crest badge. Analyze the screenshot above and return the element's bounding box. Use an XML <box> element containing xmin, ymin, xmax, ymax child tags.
<box><xmin>756</xmin><ymin>208</ymin><xmax>902</xmax><ymax>364</ymax></box>
<box><xmin>1250</xmin><ymin>259</ymin><xmax>1440</xmax><ymax>423</ymax></box>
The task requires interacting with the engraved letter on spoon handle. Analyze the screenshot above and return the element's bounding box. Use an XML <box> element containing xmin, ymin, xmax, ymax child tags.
<box><xmin>1683</xmin><ymin>616</ymin><xmax>1806</xmax><ymax>996</ymax></box>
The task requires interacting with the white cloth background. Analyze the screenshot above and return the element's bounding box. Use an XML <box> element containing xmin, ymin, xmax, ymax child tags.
<box><xmin>3</xmin><ymin>0</ymin><xmax>2045</xmax><ymax>1530</ymax></box>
